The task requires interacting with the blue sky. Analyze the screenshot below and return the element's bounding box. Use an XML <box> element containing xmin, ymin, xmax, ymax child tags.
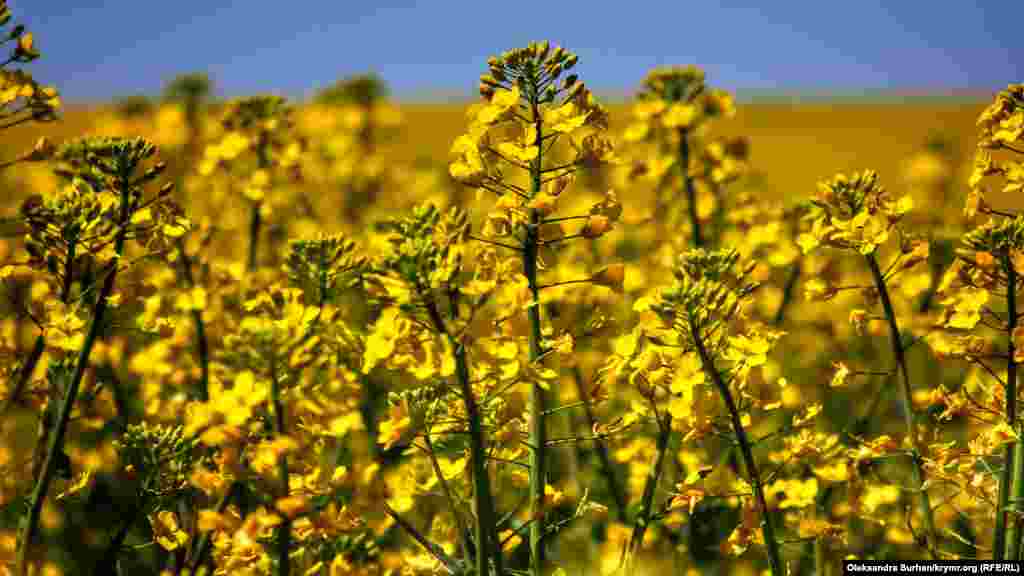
<box><xmin>17</xmin><ymin>1</ymin><xmax>1024</xmax><ymax>102</ymax></box>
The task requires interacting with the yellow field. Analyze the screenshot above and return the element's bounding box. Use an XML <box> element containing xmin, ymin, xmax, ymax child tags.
<box><xmin>3</xmin><ymin>51</ymin><xmax>1022</xmax><ymax>574</ymax></box>
<box><xmin>0</xmin><ymin>100</ymin><xmax>990</xmax><ymax>214</ymax></box>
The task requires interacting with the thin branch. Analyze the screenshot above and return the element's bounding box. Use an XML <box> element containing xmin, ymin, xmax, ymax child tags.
<box><xmin>468</xmin><ymin>234</ymin><xmax>522</xmax><ymax>252</ymax></box>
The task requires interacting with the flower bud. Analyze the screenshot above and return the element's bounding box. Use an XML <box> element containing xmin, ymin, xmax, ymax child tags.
<box><xmin>480</xmin><ymin>74</ymin><xmax>501</xmax><ymax>88</ymax></box>
<box><xmin>141</xmin><ymin>161</ymin><xmax>167</xmax><ymax>182</ymax></box>
<box><xmin>581</xmin><ymin>214</ymin><xmax>611</xmax><ymax>238</ymax></box>
<box><xmin>566</xmin><ymin>82</ymin><xmax>585</xmax><ymax>101</ymax></box>
<box><xmin>527</xmin><ymin>192</ymin><xmax>557</xmax><ymax>216</ymax></box>
<box><xmin>592</xmin><ymin>263</ymin><xmax>625</xmax><ymax>293</ymax></box>
<box><xmin>14</xmin><ymin>31</ymin><xmax>38</xmax><ymax>61</ymax></box>
<box><xmin>535</xmin><ymin>41</ymin><xmax>550</xmax><ymax>60</ymax></box>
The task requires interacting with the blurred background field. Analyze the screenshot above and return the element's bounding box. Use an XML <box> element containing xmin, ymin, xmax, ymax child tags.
<box><xmin>0</xmin><ymin>99</ymin><xmax>991</xmax><ymax>216</ymax></box>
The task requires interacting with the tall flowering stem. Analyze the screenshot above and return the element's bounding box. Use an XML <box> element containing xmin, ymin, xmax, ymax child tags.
<box><xmin>865</xmin><ymin>251</ymin><xmax>938</xmax><ymax>551</ymax></box>
<box><xmin>199</xmin><ymin>96</ymin><xmax>297</xmax><ymax>272</ymax></box>
<box><xmin>367</xmin><ymin>205</ymin><xmax>504</xmax><ymax>576</ymax></box>
<box><xmin>623</xmin><ymin>409</ymin><xmax>672</xmax><ymax>573</ymax></box>
<box><xmin>16</xmin><ymin>137</ymin><xmax>181</xmax><ymax>574</ymax></box>
<box><xmin>620</xmin><ymin>66</ymin><xmax>736</xmax><ymax>249</ymax></box>
<box><xmin>647</xmin><ymin>248</ymin><xmax>784</xmax><ymax>575</ymax></box>
<box><xmin>177</xmin><ymin>235</ymin><xmax>210</xmax><ymax>401</ymax></box>
<box><xmin>450</xmin><ymin>42</ymin><xmax>617</xmax><ymax>575</ymax></box>
<box><xmin>0</xmin><ymin>0</ymin><xmax>62</xmax><ymax>416</ymax></box>
<box><xmin>961</xmin><ymin>84</ymin><xmax>1024</xmax><ymax>558</ymax></box>
<box><xmin>800</xmin><ymin>170</ymin><xmax>937</xmax><ymax>556</ymax></box>
<box><xmin>942</xmin><ymin>214</ymin><xmax>1024</xmax><ymax>558</ymax></box>
<box><xmin>1004</xmin><ymin>248</ymin><xmax>1022</xmax><ymax>560</ymax></box>
<box><xmin>268</xmin><ymin>351</ymin><xmax>291</xmax><ymax>576</ymax></box>
<box><xmin>688</xmin><ymin>315</ymin><xmax>781</xmax><ymax>576</ymax></box>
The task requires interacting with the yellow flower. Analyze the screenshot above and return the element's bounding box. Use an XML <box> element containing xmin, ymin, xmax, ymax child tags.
<box><xmin>830</xmin><ymin>362</ymin><xmax>851</xmax><ymax>388</ymax></box>
<box><xmin>542</xmin><ymin>101</ymin><xmax>589</xmax><ymax>134</ymax></box>
<box><xmin>496</xmin><ymin>141</ymin><xmax>539</xmax><ymax>164</ymax></box>
<box><xmin>581</xmin><ymin>214</ymin><xmax>611</xmax><ymax>238</ymax></box>
<box><xmin>149</xmin><ymin>511</ymin><xmax>189</xmax><ymax>551</ymax></box>
<box><xmin>378</xmin><ymin>400</ymin><xmax>412</xmax><ymax>451</ymax></box>
<box><xmin>476</xmin><ymin>86</ymin><xmax>520</xmax><ymax>125</ymax></box>
<box><xmin>662</xmin><ymin>103</ymin><xmax>698</xmax><ymax>128</ymax></box>
<box><xmin>940</xmin><ymin>286</ymin><xmax>989</xmax><ymax>330</ymax></box>
<box><xmin>448</xmin><ymin>134</ymin><xmax>486</xmax><ymax>184</ymax></box>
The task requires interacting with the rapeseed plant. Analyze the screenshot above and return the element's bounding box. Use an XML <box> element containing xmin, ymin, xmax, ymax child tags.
<box><xmin>619</xmin><ymin>66</ymin><xmax>736</xmax><ymax>248</ymax></box>
<box><xmin>0</xmin><ymin>10</ymin><xmax>1020</xmax><ymax>574</ymax></box>
<box><xmin>449</xmin><ymin>41</ymin><xmax>619</xmax><ymax>575</ymax></box>
<box><xmin>14</xmin><ymin>136</ymin><xmax>181</xmax><ymax>574</ymax></box>
<box><xmin>603</xmin><ymin>248</ymin><xmax>787</xmax><ymax>575</ymax></box>
<box><xmin>926</xmin><ymin>85</ymin><xmax>1024</xmax><ymax>561</ymax></box>
<box><xmin>800</xmin><ymin>169</ymin><xmax>939</xmax><ymax>558</ymax></box>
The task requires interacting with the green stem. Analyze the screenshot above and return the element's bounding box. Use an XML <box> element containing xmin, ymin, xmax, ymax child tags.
<box><xmin>865</xmin><ymin>253</ymin><xmax>937</xmax><ymax>557</ymax></box>
<box><xmin>60</xmin><ymin>235</ymin><xmax>77</xmax><ymax>303</ymax></box>
<box><xmin>177</xmin><ymin>237</ymin><xmax>209</xmax><ymax>402</ymax></box>
<box><xmin>1001</xmin><ymin>249</ymin><xmax>1020</xmax><ymax>559</ymax></box>
<box><xmin>423</xmin><ymin>431</ymin><xmax>472</xmax><ymax>564</ymax></box>
<box><xmin>383</xmin><ymin>501</ymin><xmax>465</xmax><ymax>575</ymax></box>
<box><xmin>623</xmin><ymin>413</ymin><xmax>672</xmax><ymax>574</ymax></box>
<box><xmin>16</xmin><ymin>175</ymin><xmax>134</xmax><ymax>575</ymax></box>
<box><xmin>678</xmin><ymin>130</ymin><xmax>702</xmax><ymax>248</ymax></box>
<box><xmin>248</xmin><ymin>202</ymin><xmax>262</xmax><ymax>272</ymax></box>
<box><xmin>1009</xmin><ymin>438</ymin><xmax>1024</xmax><ymax>560</ymax></box>
<box><xmin>248</xmin><ymin>134</ymin><xmax>270</xmax><ymax>272</ymax></box>
<box><xmin>772</xmin><ymin>261</ymin><xmax>801</xmax><ymax>326</ymax></box>
<box><xmin>269</xmin><ymin>353</ymin><xmax>291</xmax><ymax>576</ymax></box>
<box><xmin>814</xmin><ymin>538</ymin><xmax>826</xmax><ymax>576</ymax></box>
<box><xmin>424</xmin><ymin>296</ymin><xmax>502</xmax><ymax>576</ymax></box>
<box><xmin>689</xmin><ymin>313</ymin><xmax>784</xmax><ymax>576</ymax></box>
<box><xmin>456</xmin><ymin>336</ymin><xmax>502</xmax><ymax>576</ymax></box>
<box><xmin>526</xmin><ymin>94</ymin><xmax>548</xmax><ymax>576</ymax></box>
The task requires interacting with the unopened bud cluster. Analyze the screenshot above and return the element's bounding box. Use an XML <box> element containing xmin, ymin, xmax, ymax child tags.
<box><xmin>480</xmin><ymin>41</ymin><xmax>581</xmax><ymax>103</ymax></box>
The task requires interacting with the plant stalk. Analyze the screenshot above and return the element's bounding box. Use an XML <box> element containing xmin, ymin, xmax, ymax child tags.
<box><xmin>424</xmin><ymin>293</ymin><xmax>502</xmax><ymax>576</ymax></box>
<box><xmin>248</xmin><ymin>133</ymin><xmax>270</xmax><ymax>272</ymax></box>
<box><xmin>623</xmin><ymin>413</ymin><xmax>672</xmax><ymax>573</ymax></box>
<box><xmin>526</xmin><ymin>93</ymin><xmax>549</xmax><ymax>576</ymax></box>
<box><xmin>177</xmin><ymin>237</ymin><xmax>210</xmax><ymax>402</ymax></box>
<box><xmin>269</xmin><ymin>353</ymin><xmax>291</xmax><ymax>576</ymax></box>
<box><xmin>689</xmin><ymin>313</ymin><xmax>784</xmax><ymax>576</ymax></box>
<box><xmin>1001</xmin><ymin>250</ymin><xmax>1020</xmax><ymax>559</ymax></box>
<box><xmin>678</xmin><ymin>130</ymin><xmax>702</xmax><ymax>248</ymax></box>
<box><xmin>16</xmin><ymin>174</ymin><xmax>134</xmax><ymax>575</ymax></box>
<box><xmin>865</xmin><ymin>253</ymin><xmax>937</xmax><ymax>557</ymax></box>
